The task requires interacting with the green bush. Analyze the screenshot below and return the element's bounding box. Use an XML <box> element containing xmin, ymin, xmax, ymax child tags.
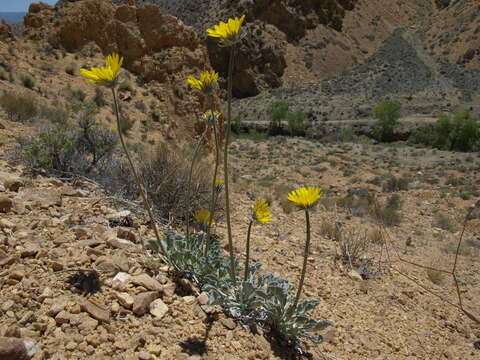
<box><xmin>0</xmin><ymin>92</ymin><xmax>38</xmax><ymax>122</ymax></box>
<box><xmin>409</xmin><ymin>110</ymin><xmax>479</xmax><ymax>152</ymax></box>
<box><xmin>19</xmin><ymin>73</ymin><xmax>35</xmax><ymax>89</ymax></box>
<box><xmin>373</xmin><ymin>100</ymin><xmax>401</xmax><ymax>141</ymax></box>
<box><xmin>286</xmin><ymin>111</ymin><xmax>307</xmax><ymax>136</ymax></box>
<box><xmin>267</xmin><ymin>100</ymin><xmax>288</xmax><ymax>135</ymax></box>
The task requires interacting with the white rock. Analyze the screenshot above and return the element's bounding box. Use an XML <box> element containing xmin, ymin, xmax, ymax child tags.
<box><xmin>149</xmin><ymin>299</ymin><xmax>169</xmax><ymax>319</ymax></box>
<box><xmin>112</xmin><ymin>272</ymin><xmax>131</xmax><ymax>284</ymax></box>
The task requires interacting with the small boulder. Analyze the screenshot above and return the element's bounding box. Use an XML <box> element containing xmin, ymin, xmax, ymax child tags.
<box><xmin>149</xmin><ymin>299</ymin><xmax>168</xmax><ymax>319</ymax></box>
<box><xmin>133</xmin><ymin>291</ymin><xmax>159</xmax><ymax>316</ymax></box>
<box><xmin>0</xmin><ymin>197</ymin><xmax>13</xmax><ymax>213</ymax></box>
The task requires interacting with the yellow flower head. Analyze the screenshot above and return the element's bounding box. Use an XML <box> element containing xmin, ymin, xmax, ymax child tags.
<box><xmin>206</xmin><ymin>15</ymin><xmax>246</xmax><ymax>46</ymax></box>
<box><xmin>252</xmin><ymin>199</ymin><xmax>272</xmax><ymax>223</ymax></box>
<box><xmin>187</xmin><ymin>71</ymin><xmax>218</xmax><ymax>93</ymax></box>
<box><xmin>195</xmin><ymin>209</ymin><xmax>215</xmax><ymax>225</ymax></box>
<box><xmin>202</xmin><ymin>110</ymin><xmax>221</xmax><ymax>125</ymax></box>
<box><xmin>80</xmin><ymin>53</ymin><xmax>123</xmax><ymax>87</ymax></box>
<box><xmin>287</xmin><ymin>186</ymin><xmax>321</xmax><ymax>209</ymax></box>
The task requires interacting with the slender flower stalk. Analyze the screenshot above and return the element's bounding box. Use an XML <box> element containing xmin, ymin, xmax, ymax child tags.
<box><xmin>244</xmin><ymin>220</ymin><xmax>254</xmax><ymax>281</ymax></box>
<box><xmin>81</xmin><ymin>53</ymin><xmax>165</xmax><ymax>255</ymax></box>
<box><xmin>287</xmin><ymin>186</ymin><xmax>322</xmax><ymax>309</ymax></box>
<box><xmin>112</xmin><ymin>88</ymin><xmax>166</xmax><ymax>255</ymax></box>
<box><xmin>244</xmin><ymin>199</ymin><xmax>271</xmax><ymax>281</ymax></box>
<box><xmin>223</xmin><ymin>44</ymin><xmax>237</xmax><ymax>283</ymax></box>
<box><xmin>204</xmin><ymin>96</ymin><xmax>221</xmax><ymax>256</ymax></box>
<box><xmin>185</xmin><ymin>125</ymin><xmax>209</xmax><ymax>237</ymax></box>
<box><xmin>293</xmin><ymin>208</ymin><xmax>311</xmax><ymax>308</ymax></box>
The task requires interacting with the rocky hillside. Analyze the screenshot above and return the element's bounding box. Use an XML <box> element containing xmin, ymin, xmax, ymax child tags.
<box><xmin>231</xmin><ymin>26</ymin><xmax>480</xmax><ymax>134</ymax></box>
<box><xmin>21</xmin><ymin>0</ymin><xmax>219</xmax><ymax>142</ymax></box>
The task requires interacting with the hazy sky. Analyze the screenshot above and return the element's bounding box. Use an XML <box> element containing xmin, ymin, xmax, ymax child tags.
<box><xmin>0</xmin><ymin>0</ymin><xmax>57</xmax><ymax>12</ymax></box>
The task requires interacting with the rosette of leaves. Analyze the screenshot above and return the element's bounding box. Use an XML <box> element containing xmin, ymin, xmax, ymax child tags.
<box><xmin>204</xmin><ymin>262</ymin><xmax>267</xmax><ymax>321</ymax></box>
<box><xmin>149</xmin><ymin>230</ymin><xmax>229</xmax><ymax>287</ymax></box>
<box><xmin>259</xmin><ymin>274</ymin><xmax>332</xmax><ymax>343</ymax></box>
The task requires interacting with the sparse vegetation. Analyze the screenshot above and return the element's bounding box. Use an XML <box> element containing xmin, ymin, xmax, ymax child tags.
<box><xmin>0</xmin><ymin>91</ymin><xmax>38</xmax><ymax>122</ymax></box>
<box><xmin>19</xmin><ymin>73</ymin><xmax>35</xmax><ymax>89</ymax></box>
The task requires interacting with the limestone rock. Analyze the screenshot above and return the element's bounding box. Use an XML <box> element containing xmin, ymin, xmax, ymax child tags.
<box><xmin>131</xmin><ymin>274</ymin><xmax>163</xmax><ymax>292</ymax></box>
<box><xmin>149</xmin><ymin>299</ymin><xmax>169</xmax><ymax>319</ymax></box>
<box><xmin>80</xmin><ymin>300</ymin><xmax>110</xmax><ymax>323</ymax></box>
<box><xmin>133</xmin><ymin>291</ymin><xmax>159</xmax><ymax>316</ymax></box>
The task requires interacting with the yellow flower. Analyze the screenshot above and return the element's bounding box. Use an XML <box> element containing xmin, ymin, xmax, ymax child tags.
<box><xmin>253</xmin><ymin>199</ymin><xmax>272</xmax><ymax>223</ymax></box>
<box><xmin>187</xmin><ymin>71</ymin><xmax>218</xmax><ymax>93</ymax></box>
<box><xmin>287</xmin><ymin>187</ymin><xmax>321</xmax><ymax>209</ymax></box>
<box><xmin>80</xmin><ymin>53</ymin><xmax>123</xmax><ymax>87</ymax></box>
<box><xmin>195</xmin><ymin>209</ymin><xmax>215</xmax><ymax>225</ymax></box>
<box><xmin>202</xmin><ymin>110</ymin><xmax>221</xmax><ymax>124</ymax></box>
<box><xmin>206</xmin><ymin>15</ymin><xmax>246</xmax><ymax>45</ymax></box>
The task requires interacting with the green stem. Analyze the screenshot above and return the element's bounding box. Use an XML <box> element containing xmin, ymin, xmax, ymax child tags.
<box><xmin>185</xmin><ymin>126</ymin><xmax>209</xmax><ymax>238</ymax></box>
<box><xmin>205</xmin><ymin>97</ymin><xmax>220</xmax><ymax>256</ymax></box>
<box><xmin>293</xmin><ymin>209</ymin><xmax>311</xmax><ymax>309</ymax></box>
<box><xmin>244</xmin><ymin>220</ymin><xmax>253</xmax><ymax>281</ymax></box>
<box><xmin>111</xmin><ymin>88</ymin><xmax>165</xmax><ymax>255</ymax></box>
<box><xmin>224</xmin><ymin>45</ymin><xmax>236</xmax><ymax>284</ymax></box>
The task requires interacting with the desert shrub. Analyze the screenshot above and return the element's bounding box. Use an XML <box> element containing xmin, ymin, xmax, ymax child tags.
<box><xmin>93</xmin><ymin>87</ymin><xmax>107</xmax><ymax>107</ymax></box>
<box><xmin>103</xmin><ymin>144</ymin><xmax>212</xmax><ymax>223</ymax></box>
<box><xmin>15</xmin><ymin>111</ymin><xmax>117</xmax><ymax>175</ymax></box>
<box><xmin>0</xmin><ymin>71</ymin><xmax>7</xmax><ymax>81</ymax></box>
<box><xmin>231</xmin><ymin>115</ymin><xmax>242</xmax><ymax>134</ymax></box>
<box><xmin>447</xmin><ymin>110</ymin><xmax>479</xmax><ymax>152</ymax></box>
<box><xmin>433</xmin><ymin>212</ymin><xmax>456</xmax><ymax>232</ymax></box>
<box><xmin>39</xmin><ymin>104</ymin><xmax>69</xmax><ymax>125</ymax></box>
<box><xmin>0</xmin><ymin>91</ymin><xmax>38</xmax><ymax>122</ymax></box>
<box><xmin>19</xmin><ymin>73</ymin><xmax>35</xmax><ymax>89</ymax></box>
<box><xmin>118</xmin><ymin>113</ymin><xmax>135</xmax><ymax>134</ymax></box>
<box><xmin>267</xmin><ymin>100</ymin><xmax>288</xmax><ymax>135</ymax></box>
<box><xmin>63</xmin><ymin>86</ymin><xmax>86</xmax><ymax>103</ymax></box>
<box><xmin>339</xmin><ymin>230</ymin><xmax>374</xmax><ymax>274</ymax></box>
<box><xmin>382</xmin><ymin>174</ymin><xmax>410</xmax><ymax>192</ymax></box>
<box><xmin>286</xmin><ymin>111</ymin><xmax>307</xmax><ymax>136</ymax></box>
<box><xmin>373</xmin><ymin>100</ymin><xmax>401</xmax><ymax>141</ymax></box>
<box><xmin>374</xmin><ymin>204</ymin><xmax>401</xmax><ymax>227</ymax></box>
<box><xmin>408</xmin><ymin>124</ymin><xmax>436</xmax><ymax>146</ymax></box>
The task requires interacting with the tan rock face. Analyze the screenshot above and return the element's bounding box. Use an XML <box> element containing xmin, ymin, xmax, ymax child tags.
<box><xmin>0</xmin><ymin>23</ymin><xmax>15</xmax><ymax>43</ymax></box>
<box><xmin>23</xmin><ymin>0</ymin><xmax>217</xmax><ymax>140</ymax></box>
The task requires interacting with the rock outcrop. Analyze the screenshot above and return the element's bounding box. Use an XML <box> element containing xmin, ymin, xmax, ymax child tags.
<box><xmin>0</xmin><ymin>23</ymin><xmax>15</xmax><ymax>43</ymax></box>
<box><xmin>23</xmin><ymin>0</ymin><xmax>219</xmax><ymax>140</ymax></box>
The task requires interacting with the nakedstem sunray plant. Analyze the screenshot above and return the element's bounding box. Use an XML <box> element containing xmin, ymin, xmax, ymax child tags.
<box><xmin>207</xmin><ymin>14</ymin><xmax>246</xmax><ymax>284</ymax></box>
<box><xmin>244</xmin><ymin>199</ymin><xmax>271</xmax><ymax>280</ymax></box>
<box><xmin>287</xmin><ymin>186</ymin><xmax>322</xmax><ymax>308</ymax></box>
<box><xmin>80</xmin><ymin>53</ymin><xmax>165</xmax><ymax>255</ymax></box>
<box><xmin>186</xmin><ymin>71</ymin><xmax>221</xmax><ymax>254</ymax></box>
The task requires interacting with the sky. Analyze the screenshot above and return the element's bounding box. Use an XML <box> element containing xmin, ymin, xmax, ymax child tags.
<box><xmin>0</xmin><ymin>0</ymin><xmax>57</xmax><ymax>12</ymax></box>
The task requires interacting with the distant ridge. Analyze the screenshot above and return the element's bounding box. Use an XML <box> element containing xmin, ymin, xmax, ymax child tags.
<box><xmin>0</xmin><ymin>12</ymin><xmax>26</xmax><ymax>24</ymax></box>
